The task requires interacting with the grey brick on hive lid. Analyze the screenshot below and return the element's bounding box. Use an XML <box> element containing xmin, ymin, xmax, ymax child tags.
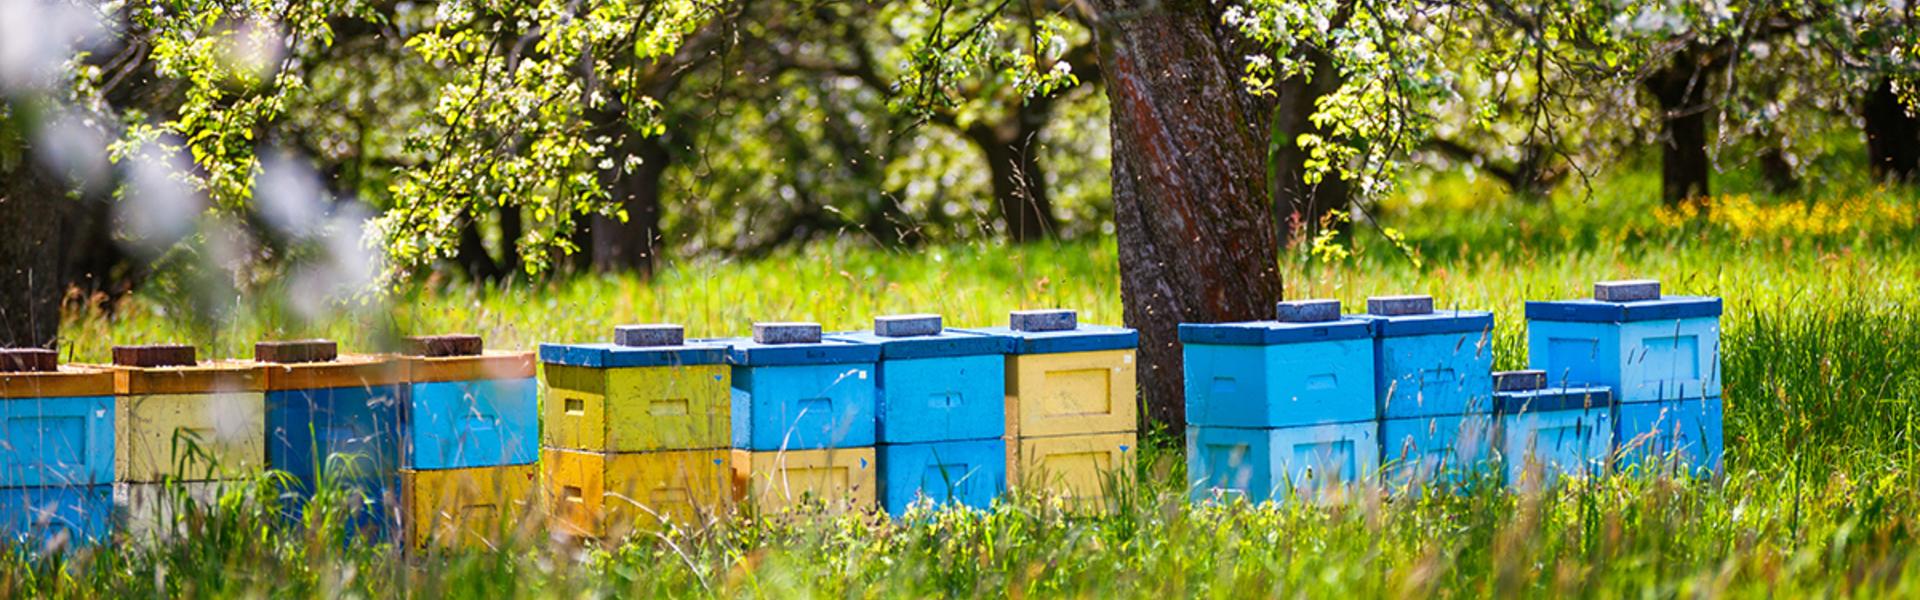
<box><xmin>1010</xmin><ymin>309</ymin><xmax>1078</xmax><ymax>332</ymax></box>
<box><xmin>1594</xmin><ymin>279</ymin><xmax>1661</xmax><ymax>302</ymax></box>
<box><xmin>112</xmin><ymin>344</ymin><xmax>198</xmax><ymax>367</ymax></box>
<box><xmin>402</xmin><ymin>334</ymin><xmax>483</xmax><ymax>357</ymax></box>
<box><xmin>0</xmin><ymin>348</ymin><xmax>57</xmax><ymax>373</ymax></box>
<box><xmin>875</xmin><ymin>314</ymin><xmax>943</xmax><ymax>337</ymax></box>
<box><xmin>753</xmin><ymin>322</ymin><xmax>822</xmax><ymax>344</ymax></box>
<box><xmin>1367</xmin><ymin>295</ymin><xmax>1434</xmax><ymax>316</ymax></box>
<box><xmin>254</xmin><ymin>339</ymin><xmax>338</xmax><ymax>364</ymax></box>
<box><xmin>1276</xmin><ymin>299</ymin><xmax>1342</xmax><ymax>323</ymax></box>
<box><xmin>1494</xmin><ymin>369</ymin><xmax>1547</xmax><ymax>392</ymax></box>
<box><xmin>615</xmin><ymin>324</ymin><xmax>685</xmax><ymax>347</ymax></box>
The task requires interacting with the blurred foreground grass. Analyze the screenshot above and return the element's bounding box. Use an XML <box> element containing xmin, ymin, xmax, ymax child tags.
<box><xmin>20</xmin><ymin>175</ymin><xmax>1920</xmax><ymax>597</ymax></box>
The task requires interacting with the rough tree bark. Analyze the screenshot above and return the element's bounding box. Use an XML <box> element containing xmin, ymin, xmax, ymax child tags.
<box><xmin>1086</xmin><ymin>0</ymin><xmax>1285</xmax><ymax>433</ymax></box>
<box><xmin>0</xmin><ymin>166</ymin><xmax>64</xmax><ymax>349</ymax></box>
<box><xmin>1645</xmin><ymin>50</ymin><xmax>1715</xmax><ymax>206</ymax></box>
<box><xmin>1865</xmin><ymin>79</ymin><xmax>1920</xmax><ymax>182</ymax></box>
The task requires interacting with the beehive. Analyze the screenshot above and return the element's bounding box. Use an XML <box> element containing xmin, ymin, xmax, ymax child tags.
<box><xmin>257</xmin><ymin>339</ymin><xmax>404</xmax><ymax>533</ymax></box>
<box><xmin>959</xmin><ymin>311</ymin><xmax>1137</xmax><ymax>439</ymax></box>
<box><xmin>1524</xmin><ymin>280</ymin><xmax>1722</xmax><ymax>403</ymax></box>
<box><xmin>1378</xmin><ymin>413</ymin><xmax>1498</xmax><ymax>489</ymax></box>
<box><xmin>724</xmin><ymin>323</ymin><xmax>879</xmax><ymax>451</ymax></box>
<box><xmin>398</xmin><ymin>463</ymin><xmax>538</xmax><ymax>548</ymax></box>
<box><xmin>1006</xmin><ymin>431</ymin><xmax>1135</xmax><ymax>511</ymax></box>
<box><xmin>400</xmin><ymin>336</ymin><xmax>538</xmax><ymax>469</ymax></box>
<box><xmin>1492</xmin><ymin>374</ymin><xmax>1615</xmax><ymax>490</ymax></box>
<box><xmin>539</xmin><ymin>330</ymin><xmax>732</xmax><ymax>453</ymax></box>
<box><xmin>1614</xmin><ymin>397</ymin><xmax>1723</xmax><ymax>477</ymax></box>
<box><xmin>0</xmin><ymin>351</ymin><xmax>114</xmax><ymax>547</ymax></box>
<box><xmin>829</xmin><ymin>314</ymin><xmax>1009</xmax><ymax>515</ymax></box>
<box><xmin>1187</xmin><ymin>423</ymin><xmax>1377</xmax><ymax>505</ymax></box>
<box><xmin>1180</xmin><ymin>300</ymin><xmax>1376</xmax><ymax>428</ymax></box>
<box><xmin>113</xmin><ymin>479</ymin><xmax>229</xmax><ymax>542</ymax></box>
<box><xmin>731</xmin><ymin>447</ymin><xmax>876</xmax><ymax>513</ymax></box>
<box><xmin>1356</xmin><ymin>295</ymin><xmax>1495</xmax><ymax>420</ymax></box>
<box><xmin>104</xmin><ymin>346</ymin><xmax>267</xmax><ymax>482</ymax></box>
<box><xmin>544</xmin><ymin>447</ymin><xmax>732</xmax><ymax>537</ymax></box>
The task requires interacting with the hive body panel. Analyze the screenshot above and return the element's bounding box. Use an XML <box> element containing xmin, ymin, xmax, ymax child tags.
<box><xmin>877</xmin><ymin>438</ymin><xmax>1005</xmax><ymax>515</ymax></box>
<box><xmin>405</xmin><ymin>377</ymin><xmax>539</xmax><ymax>469</ymax></box>
<box><xmin>731</xmin><ymin>363</ymin><xmax>876</xmax><ymax>451</ymax></box>
<box><xmin>116</xmin><ymin>392</ymin><xmax>265</xmax><ymax>482</ymax></box>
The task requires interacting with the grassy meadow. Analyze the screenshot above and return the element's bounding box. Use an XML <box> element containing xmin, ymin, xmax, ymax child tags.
<box><xmin>12</xmin><ymin>167</ymin><xmax>1920</xmax><ymax>597</ymax></box>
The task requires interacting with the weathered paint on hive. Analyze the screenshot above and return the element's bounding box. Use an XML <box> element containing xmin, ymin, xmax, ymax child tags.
<box><xmin>116</xmin><ymin>391</ymin><xmax>266</xmax><ymax>482</ymax></box>
<box><xmin>1379</xmin><ymin>413</ymin><xmax>1499</xmax><ymax>490</ymax></box>
<box><xmin>731</xmin><ymin>363</ymin><xmax>877</xmax><ymax>451</ymax></box>
<box><xmin>0</xmin><ymin>484</ymin><xmax>112</xmax><ymax>547</ymax></box>
<box><xmin>1187</xmin><ymin>423</ymin><xmax>1378</xmax><ymax>505</ymax></box>
<box><xmin>113</xmin><ymin>480</ymin><xmax>229</xmax><ymax>543</ymax></box>
<box><xmin>405</xmin><ymin>377</ymin><xmax>538</xmax><ymax>469</ymax></box>
<box><xmin>1615</xmin><ymin>397</ymin><xmax>1723</xmax><ymax>477</ymax></box>
<box><xmin>543</xmin><ymin>448</ymin><xmax>732</xmax><ymax>538</ymax></box>
<box><xmin>0</xmin><ymin>394</ymin><xmax>115</xmax><ymax>487</ymax></box>
<box><xmin>877</xmin><ymin>438</ymin><xmax>1005</xmax><ymax>515</ymax></box>
<box><xmin>1527</xmin><ymin>317</ymin><xmax>1722</xmax><ymax>403</ymax></box>
<box><xmin>1006</xmin><ymin>432</ymin><xmax>1135</xmax><ymax>512</ymax></box>
<box><xmin>1182</xmin><ymin>336</ymin><xmax>1375</xmax><ymax>428</ymax></box>
<box><xmin>541</xmin><ymin>363</ymin><xmax>732</xmax><ymax>452</ymax></box>
<box><xmin>731</xmin><ymin>447</ymin><xmax>876</xmax><ymax>513</ymax></box>
<box><xmin>399</xmin><ymin>463</ymin><xmax>538</xmax><ymax>549</ymax></box>
<box><xmin>1497</xmin><ymin>406</ymin><xmax>1612</xmax><ymax>491</ymax></box>
<box><xmin>1004</xmin><ymin>349</ymin><xmax>1137</xmax><ymax>439</ymax></box>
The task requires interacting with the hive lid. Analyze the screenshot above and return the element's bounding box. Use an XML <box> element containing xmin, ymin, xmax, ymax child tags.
<box><xmin>826</xmin><ymin>328</ymin><xmax>1008</xmax><ymax>359</ymax></box>
<box><xmin>1492</xmin><ymin>386</ymin><xmax>1614</xmax><ymax>414</ymax></box>
<box><xmin>401</xmin><ymin>334</ymin><xmax>483</xmax><ymax>357</ymax></box>
<box><xmin>951</xmin><ymin>309</ymin><xmax>1136</xmax><ymax>355</ymax></box>
<box><xmin>1354</xmin><ymin>309</ymin><xmax>1495</xmax><ymax>337</ymax></box>
<box><xmin>0</xmin><ymin>348</ymin><xmax>57</xmax><ymax>373</ymax></box>
<box><xmin>112</xmin><ymin>344</ymin><xmax>197</xmax><ymax>368</ymax></box>
<box><xmin>1524</xmin><ymin>296</ymin><xmax>1722</xmax><ymax>323</ymax></box>
<box><xmin>0</xmin><ymin>363</ymin><xmax>114</xmax><ymax>399</ymax></box>
<box><xmin>538</xmin><ymin>341</ymin><xmax>728</xmax><ymax>368</ymax></box>
<box><xmin>721</xmin><ymin>336</ymin><xmax>880</xmax><ymax>367</ymax></box>
<box><xmin>255</xmin><ymin>339</ymin><xmax>338</xmax><ymax>364</ymax></box>
<box><xmin>1177</xmin><ymin>318</ymin><xmax>1371</xmax><ymax>345</ymax></box>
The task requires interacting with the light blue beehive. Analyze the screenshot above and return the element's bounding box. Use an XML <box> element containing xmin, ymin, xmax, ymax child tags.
<box><xmin>0</xmin><ymin>485</ymin><xmax>112</xmax><ymax>546</ymax></box>
<box><xmin>0</xmin><ymin>394</ymin><xmax>114</xmax><ymax>489</ymax></box>
<box><xmin>1378</xmin><ymin>412</ymin><xmax>1498</xmax><ymax>490</ymax></box>
<box><xmin>1615</xmin><ymin>397</ymin><xmax>1723</xmax><ymax>477</ymax></box>
<box><xmin>1187</xmin><ymin>422</ymin><xmax>1379</xmax><ymax>504</ymax></box>
<box><xmin>0</xmin><ymin>359</ymin><xmax>114</xmax><ymax>549</ymax></box>
<box><xmin>1179</xmin><ymin>299</ymin><xmax>1377</xmax><ymax>428</ymax></box>
<box><xmin>723</xmin><ymin>323</ymin><xmax>880</xmax><ymax>451</ymax></box>
<box><xmin>827</xmin><ymin>314</ymin><xmax>1009</xmax><ymax>444</ymax></box>
<box><xmin>1355</xmin><ymin>295</ymin><xmax>1495</xmax><ymax>420</ymax></box>
<box><xmin>876</xmin><ymin>438</ymin><xmax>1005</xmax><ymax>515</ymax></box>
<box><xmin>401</xmin><ymin>336</ymin><xmax>539</xmax><ymax>470</ymax></box>
<box><xmin>1491</xmin><ymin>370</ymin><xmax>1614</xmax><ymax>489</ymax></box>
<box><xmin>1524</xmin><ymin>280</ymin><xmax>1722</xmax><ymax>402</ymax></box>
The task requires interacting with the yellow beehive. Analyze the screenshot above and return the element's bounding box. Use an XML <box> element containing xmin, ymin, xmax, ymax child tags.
<box><xmin>398</xmin><ymin>463</ymin><xmax>538</xmax><ymax>549</ymax></box>
<box><xmin>731</xmin><ymin>447</ymin><xmax>876</xmax><ymax>513</ymax></box>
<box><xmin>109</xmin><ymin>361</ymin><xmax>269</xmax><ymax>482</ymax></box>
<box><xmin>1004</xmin><ymin>349</ymin><xmax>1138</xmax><ymax>439</ymax></box>
<box><xmin>543</xmin><ymin>448</ymin><xmax>731</xmax><ymax>539</ymax></box>
<box><xmin>541</xmin><ymin>364</ymin><xmax>731</xmax><ymax>453</ymax></box>
<box><xmin>1007</xmin><ymin>431</ymin><xmax>1136</xmax><ymax>511</ymax></box>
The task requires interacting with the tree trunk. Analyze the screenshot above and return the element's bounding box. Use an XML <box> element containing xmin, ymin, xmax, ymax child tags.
<box><xmin>1865</xmin><ymin>79</ymin><xmax>1920</xmax><ymax>182</ymax></box>
<box><xmin>455</xmin><ymin>211</ymin><xmax>503</xmax><ymax>283</ymax></box>
<box><xmin>590</xmin><ymin>129</ymin><xmax>669</xmax><ymax>276</ymax></box>
<box><xmin>1088</xmin><ymin>0</ymin><xmax>1284</xmax><ymax>433</ymax></box>
<box><xmin>1646</xmin><ymin>52</ymin><xmax>1715</xmax><ymax>206</ymax></box>
<box><xmin>1271</xmin><ymin>49</ymin><xmax>1350</xmax><ymax>245</ymax></box>
<box><xmin>0</xmin><ymin>166</ymin><xmax>64</xmax><ymax>349</ymax></box>
<box><xmin>972</xmin><ymin>105</ymin><xmax>1061</xmax><ymax>243</ymax></box>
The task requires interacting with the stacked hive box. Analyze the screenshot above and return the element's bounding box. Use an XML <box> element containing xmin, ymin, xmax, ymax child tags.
<box><xmin>0</xmin><ymin>349</ymin><xmax>114</xmax><ymax>547</ymax></box>
<box><xmin>540</xmin><ymin>325</ymin><xmax>734</xmax><ymax>537</ymax></box>
<box><xmin>103</xmin><ymin>344</ymin><xmax>266</xmax><ymax>541</ymax></box>
<box><xmin>828</xmin><ymin>314</ymin><xmax>1009</xmax><ymax>516</ymax></box>
<box><xmin>724</xmin><ymin>323</ymin><xmax>880</xmax><ymax>513</ymax></box>
<box><xmin>1358</xmin><ymin>295</ymin><xmax>1497</xmax><ymax>488</ymax></box>
<box><xmin>396</xmin><ymin>335</ymin><xmax>538</xmax><ymax>548</ymax></box>
<box><xmin>1182</xmin><ymin>300</ymin><xmax>1380</xmax><ymax>504</ymax></box>
<box><xmin>1527</xmin><ymin>280</ymin><xmax>1724</xmax><ymax>476</ymax></box>
<box><xmin>960</xmin><ymin>310</ymin><xmax>1137</xmax><ymax>511</ymax></box>
<box><xmin>257</xmin><ymin>339</ymin><xmax>405</xmax><ymax>535</ymax></box>
<box><xmin>1491</xmin><ymin>370</ymin><xmax>1614</xmax><ymax>490</ymax></box>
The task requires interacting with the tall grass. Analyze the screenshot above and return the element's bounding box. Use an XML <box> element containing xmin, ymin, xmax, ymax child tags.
<box><xmin>17</xmin><ymin>174</ymin><xmax>1920</xmax><ymax>597</ymax></box>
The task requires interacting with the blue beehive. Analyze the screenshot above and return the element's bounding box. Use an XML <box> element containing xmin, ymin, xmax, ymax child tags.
<box><xmin>1180</xmin><ymin>299</ymin><xmax>1376</xmax><ymax>428</ymax></box>
<box><xmin>259</xmin><ymin>341</ymin><xmax>404</xmax><ymax>533</ymax></box>
<box><xmin>0</xmin><ymin>393</ymin><xmax>114</xmax><ymax>489</ymax></box>
<box><xmin>1491</xmin><ymin>370</ymin><xmax>1614</xmax><ymax>488</ymax></box>
<box><xmin>1615</xmin><ymin>397</ymin><xmax>1723</xmax><ymax>476</ymax></box>
<box><xmin>1188</xmin><ymin>422</ymin><xmax>1379</xmax><ymax>504</ymax></box>
<box><xmin>0</xmin><ymin>485</ymin><xmax>112</xmax><ymax>546</ymax></box>
<box><xmin>827</xmin><ymin>315</ymin><xmax>1009</xmax><ymax>444</ymax></box>
<box><xmin>1525</xmin><ymin>280</ymin><xmax>1722</xmax><ymax>402</ymax></box>
<box><xmin>829</xmin><ymin>314</ymin><xmax>1009</xmax><ymax>515</ymax></box>
<box><xmin>724</xmin><ymin>323</ymin><xmax>880</xmax><ymax>451</ymax></box>
<box><xmin>1356</xmin><ymin>295</ymin><xmax>1495</xmax><ymax>420</ymax></box>
<box><xmin>1378</xmin><ymin>413</ymin><xmax>1498</xmax><ymax>489</ymax></box>
<box><xmin>876</xmin><ymin>438</ymin><xmax>1005</xmax><ymax>515</ymax></box>
<box><xmin>400</xmin><ymin>337</ymin><xmax>538</xmax><ymax>470</ymax></box>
